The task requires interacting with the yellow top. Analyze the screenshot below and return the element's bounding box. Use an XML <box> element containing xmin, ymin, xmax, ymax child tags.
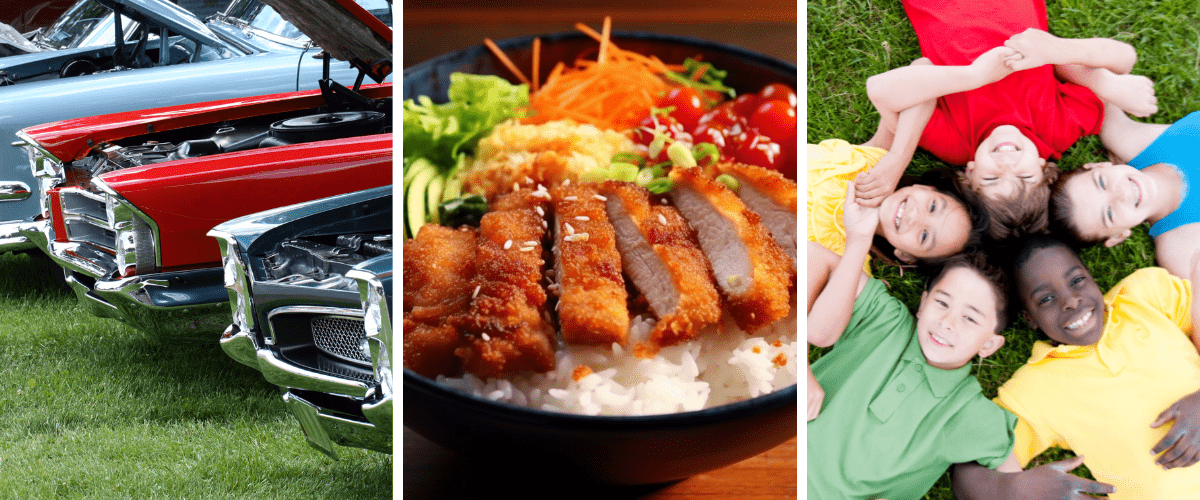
<box><xmin>996</xmin><ymin>267</ymin><xmax>1200</xmax><ymax>499</ymax></box>
<box><xmin>806</xmin><ymin>139</ymin><xmax>887</xmax><ymax>272</ymax></box>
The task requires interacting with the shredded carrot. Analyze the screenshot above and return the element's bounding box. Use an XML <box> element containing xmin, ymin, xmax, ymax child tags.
<box><xmin>516</xmin><ymin>19</ymin><xmax>682</xmax><ymax>131</ymax></box>
<box><xmin>484</xmin><ymin>38</ymin><xmax>529</xmax><ymax>85</ymax></box>
<box><xmin>532</xmin><ymin>37</ymin><xmax>541</xmax><ymax>93</ymax></box>
<box><xmin>597</xmin><ymin>16</ymin><xmax>611</xmax><ymax>63</ymax></box>
<box><xmin>691</xmin><ymin>64</ymin><xmax>708</xmax><ymax>81</ymax></box>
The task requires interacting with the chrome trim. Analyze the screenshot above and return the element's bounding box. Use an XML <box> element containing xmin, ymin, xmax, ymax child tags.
<box><xmin>94</xmin><ymin>179</ymin><xmax>162</xmax><ymax>270</ymax></box>
<box><xmin>266</xmin><ymin>305</ymin><xmax>362</xmax><ymax>347</ymax></box>
<box><xmin>219</xmin><ymin>324</ymin><xmax>260</xmax><ymax>369</ymax></box>
<box><xmin>0</xmin><ymin>182</ymin><xmax>31</xmax><ymax>201</ymax></box>
<box><xmin>0</xmin><ymin>220</ymin><xmax>36</xmax><ymax>253</ymax></box>
<box><xmin>283</xmin><ymin>390</ymin><xmax>391</xmax><ymax>457</ymax></box>
<box><xmin>360</xmin><ymin>388</ymin><xmax>392</xmax><ymax>435</ymax></box>
<box><xmin>283</xmin><ymin>391</ymin><xmax>339</xmax><ymax>459</ymax></box>
<box><xmin>14</xmin><ymin>131</ymin><xmax>61</xmax><ymax>165</ymax></box>
<box><xmin>256</xmin><ymin>347</ymin><xmax>370</xmax><ymax>398</ymax></box>
<box><xmin>210</xmin><ymin>233</ymin><xmax>255</xmax><ymax>338</ymax></box>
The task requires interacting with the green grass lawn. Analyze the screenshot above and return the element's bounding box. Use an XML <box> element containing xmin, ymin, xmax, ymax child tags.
<box><xmin>807</xmin><ymin>0</ymin><xmax>1200</xmax><ymax>497</ymax></box>
<box><xmin>0</xmin><ymin>253</ymin><xmax>391</xmax><ymax>499</ymax></box>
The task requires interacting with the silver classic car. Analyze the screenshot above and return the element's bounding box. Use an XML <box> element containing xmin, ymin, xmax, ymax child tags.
<box><xmin>209</xmin><ymin>186</ymin><xmax>393</xmax><ymax>457</ymax></box>
<box><xmin>0</xmin><ymin>0</ymin><xmax>391</xmax><ymax>255</ymax></box>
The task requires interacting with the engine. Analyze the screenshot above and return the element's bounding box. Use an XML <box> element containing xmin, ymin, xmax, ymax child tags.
<box><xmin>263</xmin><ymin>233</ymin><xmax>393</xmax><ymax>291</ymax></box>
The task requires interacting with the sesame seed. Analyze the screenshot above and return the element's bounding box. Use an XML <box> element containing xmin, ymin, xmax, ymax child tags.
<box><xmin>565</xmin><ymin>223</ymin><xmax>575</xmax><ymax>235</ymax></box>
<box><xmin>472</xmin><ymin>285</ymin><xmax>481</xmax><ymax>298</ymax></box>
<box><xmin>482</xmin><ymin>333</ymin><xmax>491</xmax><ymax>342</ymax></box>
<box><xmin>523</xmin><ymin>240</ymin><xmax>538</xmax><ymax>246</ymax></box>
<box><xmin>562</xmin><ymin>179</ymin><xmax>571</xmax><ymax>186</ymax></box>
<box><xmin>532</xmin><ymin>190</ymin><xmax>551</xmax><ymax>199</ymax></box>
<box><xmin>658</xmin><ymin>214</ymin><xmax>667</xmax><ymax>224</ymax></box>
<box><xmin>513</xmin><ymin>182</ymin><xmax>521</xmax><ymax>192</ymax></box>
<box><xmin>593</xmin><ymin>194</ymin><xmax>607</xmax><ymax>201</ymax></box>
<box><xmin>564</xmin><ymin>233</ymin><xmax>590</xmax><ymax>242</ymax></box>
<box><xmin>564</xmin><ymin>196</ymin><xmax>578</xmax><ymax>201</ymax></box>
<box><xmin>660</xmin><ymin>198</ymin><xmax>668</xmax><ymax>205</ymax></box>
<box><xmin>542</xmin><ymin>220</ymin><xmax>548</xmax><ymax>229</ymax></box>
<box><xmin>524</xmin><ymin>176</ymin><xmax>534</xmax><ymax>184</ymax></box>
<box><xmin>535</xmin><ymin>206</ymin><xmax>545</xmax><ymax>216</ymax></box>
<box><xmin>519</xmin><ymin>246</ymin><xmax>536</xmax><ymax>252</ymax></box>
<box><xmin>503</xmin><ymin>239</ymin><xmax>513</xmax><ymax>250</ymax></box>
<box><xmin>574</xmin><ymin>216</ymin><xmax>590</xmax><ymax>221</ymax></box>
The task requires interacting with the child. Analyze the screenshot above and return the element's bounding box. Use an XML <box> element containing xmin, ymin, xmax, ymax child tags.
<box><xmin>807</xmin><ymin>186</ymin><xmax>1016</xmax><ymax>500</ymax></box>
<box><xmin>808</xmin><ymin>92</ymin><xmax>983</xmax><ymax>266</ymax></box>
<box><xmin>860</xmin><ymin>0</ymin><xmax>1157</xmax><ymax>240</ymax></box>
<box><xmin>1049</xmin><ymin>104</ymin><xmax>1200</xmax><ymax>350</ymax></box>
<box><xmin>953</xmin><ymin>236</ymin><xmax>1200</xmax><ymax>499</ymax></box>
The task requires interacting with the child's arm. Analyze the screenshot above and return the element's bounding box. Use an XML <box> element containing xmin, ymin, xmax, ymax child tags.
<box><xmin>1003</xmin><ymin>28</ymin><xmax>1136</xmax><ymax>75</ymax></box>
<box><xmin>806</xmin><ymin>184</ymin><xmax>876</xmax><ymax>348</ymax></box>
<box><xmin>865</xmin><ymin>46</ymin><xmax>1017</xmax><ymax>121</ymax></box>
<box><xmin>854</xmin><ymin>59</ymin><xmax>939</xmax><ymax>208</ymax></box>
<box><xmin>952</xmin><ymin>455</ymin><xmax>1116</xmax><ymax>499</ymax></box>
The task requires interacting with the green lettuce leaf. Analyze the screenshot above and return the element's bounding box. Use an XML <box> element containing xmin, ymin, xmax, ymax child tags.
<box><xmin>403</xmin><ymin>73</ymin><xmax>528</xmax><ymax>171</ymax></box>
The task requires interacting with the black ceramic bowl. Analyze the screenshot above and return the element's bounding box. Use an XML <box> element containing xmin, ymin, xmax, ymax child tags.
<box><xmin>402</xmin><ymin>32</ymin><xmax>797</xmax><ymax>486</ymax></box>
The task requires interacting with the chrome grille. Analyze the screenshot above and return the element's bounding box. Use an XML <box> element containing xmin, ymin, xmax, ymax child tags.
<box><xmin>60</xmin><ymin>189</ymin><xmax>114</xmax><ymax>252</ymax></box>
<box><xmin>313</xmin><ymin>316</ymin><xmax>370</xmax><ymax>365</ymax></box>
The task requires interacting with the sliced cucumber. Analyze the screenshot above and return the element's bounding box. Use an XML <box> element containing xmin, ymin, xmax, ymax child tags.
<box><xmin>407</xmin><ymin>167</ymin><xmax>438</xmax><ymax>238</ymax></box>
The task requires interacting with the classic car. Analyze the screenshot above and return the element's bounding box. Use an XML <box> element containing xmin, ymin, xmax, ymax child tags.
<box><xmin>14</xmin><ymin>0</ymin><xmax>392</xmax><ymax>334</ymax></box>
<box><xmin>209</xmin><ymin>185</ymin><xmax>392</xmax><ymax>457</ymax></box>
<box><xmin>0</xmin><ymin>0</ymin><xmax>391</xmax><ymax>255</ymax></box>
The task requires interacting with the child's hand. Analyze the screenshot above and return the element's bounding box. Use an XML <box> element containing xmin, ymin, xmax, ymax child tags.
<box><xmin>854</xmin><ymin>152</ymin><xmax>907</xmax><ymax>208</ymax></box>
<box><xmin>969</xmin><ymin>46</ymin><xmax>1019</xmax><ymax>86</ymax></box>
<box><xmin>1011</xmin><ymin>455</ymin><xmax>1116</xmax><ymax>498</ymax></box>
<box><xmin>1003</xmin><ymin>28</ymin><xmax>1063</xmax><ymax>71</ymax></box>
<box><xmin>843</xmin><ymin>180</ymin><xmax>880</xmax><ymax>241</ymax></box>
<box><xmin>807</xmin><ymin>366</ymin><xmax>824</xmax><ymax>421</ymax></box>
<box><xmin>1151</xmin><ymin>389</ymin><xmax>1200</xmax><ymax>469</ymax></box>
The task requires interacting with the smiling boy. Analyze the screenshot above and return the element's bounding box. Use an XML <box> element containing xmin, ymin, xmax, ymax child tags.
<box><xmin>807</xmin><ymin>185</ymin><xmax>1016</xmax><ymax>499</ymax></box>
<box><xmin>953</xmin><ymin>236</ymin><xmax>1200</xmax><ymax>499</ymax></box>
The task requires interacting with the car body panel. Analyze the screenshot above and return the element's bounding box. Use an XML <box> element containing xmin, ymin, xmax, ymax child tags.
<box><xmin>210</xmin><ymin>186</ymin><xmax>392</xmax><ymax>456</ymax></box>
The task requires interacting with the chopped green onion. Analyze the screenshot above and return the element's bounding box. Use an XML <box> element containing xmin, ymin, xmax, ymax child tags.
<box><xmin>648</xmin><ymin>161</ymin><xmax>670</xmax><ymax>177</ymax></box>
<box><xmin>692</xmin><ymin>143</ymin><xmax>721</xmax><ymax>165</ymax></box>
<box><xmin>579</xmin><ymin>168</ymin><xmax>610</xmax><ymax>183</ymax></box>
<box><xmin>609</xmin><ymin>162</ymin><xmax>640</xmax><ymax>183</ymax></box>
<box><xmin>611</xmin><ymin>151</ymin><xmax>646</xmax><ymax>167</ymax></box>
<box><xmin>648</xmin><ymin>132</ymin><xmax>669</xmax><ymax>159</ymax></box>
<box><xmin>716</xmin><ymin>173</ymin><xmax>740</xmax><ymax>191</ymax></box>
<box><xmin>645</xmin><ymin>177</ymin><xmax>674</xmax><ymax>194</ymax></box>
<box><xmin>667</xmin><ymin>142</ymin><xmax>697</xmax><ymax>168</ymax></box>
<box><xmin>635</xmin><ymin>168</ymin><xmax>657</xmax><ymax>187</ymax></box>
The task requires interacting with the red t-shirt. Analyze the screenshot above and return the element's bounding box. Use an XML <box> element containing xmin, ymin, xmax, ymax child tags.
<box><xmin>902</xmin><ymin>0</ymin><xmax>1105</xmax><ymax>165</ymax></box>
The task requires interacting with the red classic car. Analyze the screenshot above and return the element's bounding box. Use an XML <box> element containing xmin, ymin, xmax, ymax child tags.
<box><xmin>15</xmin><ymin>0</ymin><xmax>391</xmax><ymax>332</ymax></box>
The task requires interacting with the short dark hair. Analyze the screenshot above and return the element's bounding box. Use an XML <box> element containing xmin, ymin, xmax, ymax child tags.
<box><xmin>1005</xmin><ymin>236</ymin><xmax>1078</xmax><ymax>336</ymax></box>
<box><xmin>924</xmin><ymin>251</ymin><xmax>1010</xmax><ymax>333</ymax></box>
<box><xmin>956</xmin><ymin>162</ymin><xmax>1058</xmax><ymax>242</ymax></box>
<box><xmin>1049</xmin><ymin>167</ymin><xmax>1105</xmax><ymax>248</ymax></box>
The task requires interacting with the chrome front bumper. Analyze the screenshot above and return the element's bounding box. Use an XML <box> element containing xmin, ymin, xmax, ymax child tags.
<box><xmin>0</xmin><ymin>219</ymin><xmax>38</xmax><ymax>253</ymax></box>
<box><xmin>23</xmin><ymin>219</ymin><xmax>228</xmax><ymax>332</ymax></box>
<box><xmin>221</xmin><ymin>324</ymin><xmax>392</xmax><ymax>458</ymax></box>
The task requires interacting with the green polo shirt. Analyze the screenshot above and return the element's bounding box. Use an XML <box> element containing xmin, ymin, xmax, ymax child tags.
<box><xmin>808</xmin><ymin>278</ymin><xmax>1017</xmax><ymax>500</ymax></box>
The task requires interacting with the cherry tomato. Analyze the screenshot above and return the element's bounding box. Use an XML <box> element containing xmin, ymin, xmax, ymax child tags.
<box><xmin>730</xmin><ymin>93</ymin><xmax>761</xmax><ymax>117</ymax></box>
<box><xmin>750</xmin><ymin>100</ymin><xmax>797</xmax><ymax>146</ymax></box>
<box><xmin>698</xmin><ymin>101</ymin><xmax>739</xmax><ymax>130</ymax></box>
<box><xmin>758</xmin><ymin>83</ymin><xmax>797</xmax><ymax>109</ymax></box>
<box><xmin>659</xmin><ymin>87</ymin><xmax>705</xmax><ymax>132</ymax></box>
<box><xmin>692</xmin><ymin>124</ymin><xmax>728</xmax><ymax>151</ymax></box>
<box><xmin>734</xmin><ymin>130</ymin><xmax>784</xmax><ymax>172</ymax></box>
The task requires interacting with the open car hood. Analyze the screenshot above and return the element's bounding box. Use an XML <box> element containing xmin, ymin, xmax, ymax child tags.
<box><xmin>97</xmin><ymin>0</ymin><xmax>224</xmax><ymax>49</ymax></box>
<box><xmin>0</xmin><ymin>21</ymin><xmax>43</xmax><ymax>55</ymax></box>
<box><xmin>258</xmin><ymin>0</ymin><xmax>391</xmax><ymax>82</ymax></box>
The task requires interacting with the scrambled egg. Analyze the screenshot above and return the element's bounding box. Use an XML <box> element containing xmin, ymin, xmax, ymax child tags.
<box><xmin>464</xmin><ymin>120</ymin><xmax>636</xmax><ymax>199</ymax></box>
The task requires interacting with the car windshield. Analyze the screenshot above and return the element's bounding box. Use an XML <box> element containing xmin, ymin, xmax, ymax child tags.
<box><xmin>221</xmin><ymin>0</ymin><xmax>304</xmax><ymax>40</ymax></box>
<box><xmin>36</xmin><ymin>0</ymin><xmax>137</xmax><ymax>50</ymax></box>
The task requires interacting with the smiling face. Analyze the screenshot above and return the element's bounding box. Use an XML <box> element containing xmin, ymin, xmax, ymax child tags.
<box><xmin>877</xmin><ymin>184</ymin><xmax>971</xmax><ymax>262</ymax></box>
<box><xmin>1015</xmin><ymin>243</ymin><xmax>1106</xmax><ymax>346</ymax></box>
<box><xmin>966</xmin><ymin>125</ymin><xmax>1047</xmax><ymax>200</ymax></box>
<box><xmin>1060</xmin><ymin>162</ymin><xmax>1156</xmax><ymax>246</ymax></box>
<box><xmin>915</xmin><ymin>266</ymin><xmax>1004</xmax><ymax>370</ymax></box>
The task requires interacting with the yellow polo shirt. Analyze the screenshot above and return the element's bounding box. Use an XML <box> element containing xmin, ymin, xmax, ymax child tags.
<box><xmin>806</xmin><ymin>139</ymin><xmax>887</xmax><ymax>273</ymax></box>
<box><xmin>996</xmin><ymin>267</ymin><xmax>1200</xmax><ymax>499</ymax></box>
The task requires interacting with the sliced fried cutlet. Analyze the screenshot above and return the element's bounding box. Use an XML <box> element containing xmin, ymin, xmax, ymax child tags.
<box><xmin>669</xmin><ymin>167</ymin><xmax>793</xmax><ymax>332</ymax></box>
<box><xmin>713</xmin><ymin>162</ymin><xmax>798</xmax><ymax>261</ymax></box>
<box><xmin>599</xmin><ymin>181</ymin><xmax>721</xmax><ymax>347</ymax></box>
<box><xmin>551</xmin><ymin>183</ymin><xmax>629</xmax><ymax>345</ymax></box>
<box><xmin>452</xmin><ymin>189</ymin><xmax>557</xmax><ymax>378</ymax></box>
<box><xmin>402</xmin><ymin>224</ymin><xmax>476</xmax><ymax>378</ymax></box>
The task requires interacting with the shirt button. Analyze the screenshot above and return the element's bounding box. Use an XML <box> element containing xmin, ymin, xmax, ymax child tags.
<box><xmin>897</xmin><ymin>384</ymin><xmax>906</xmax><ymax>393</ymax></box>
<box><xmin>914</xmin><ymin>365</ymin><xmax>923</xmax><ymax>372</ymax></box>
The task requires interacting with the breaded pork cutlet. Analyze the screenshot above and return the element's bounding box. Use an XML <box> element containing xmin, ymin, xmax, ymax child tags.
<box><xmin>599</xmin><ymin>181</ymin><xmax>721</xmax><ymax>347</ymax></box>
<box><xmin>551</xmin><ymin>183</ymin><xmax>629</xmax><ymax>345</ymax></box>
<box><xmin>713</xmin><ymin>162</ymin><xmax>797</xmax><ymax>261</ymax></box>
<box><xmin>669</xmin><ymin>167</ymin><xmax>793</xmax><ymax>332</ymax></box>
<box><xmin>451</xmin><ymin>189</ymin><xmax>557</xmax><ymax>378</ymax></box>
<box><xmin>402</xmin><ymin>224</ymin><xmax>476</xmax><ymax>378</ymax></box>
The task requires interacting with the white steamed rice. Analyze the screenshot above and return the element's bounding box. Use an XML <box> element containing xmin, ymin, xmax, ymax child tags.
<box><xmin>436</xmin><ymin>308</ymin><xmax>798</xmax><ymax>416</ymax></box>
